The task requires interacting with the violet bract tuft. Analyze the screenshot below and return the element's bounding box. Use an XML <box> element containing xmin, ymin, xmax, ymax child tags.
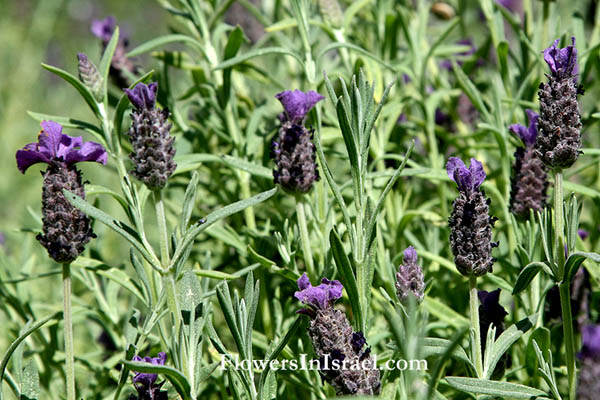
<box><xmin>130</xmin><ymin>352</ymin><xmax>168</xmax><ymax>400</ymax></box>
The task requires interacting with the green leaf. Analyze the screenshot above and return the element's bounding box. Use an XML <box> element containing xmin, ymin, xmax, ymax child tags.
<box><xmin>0</xmin><ymin>312</ymin><xmax>60</xmax><ymax>400</ymax></box>
<box><xmin>221</xmin><ymin>155</ymin><xmax>272</xmax><ymax>179</ymax></box>
<box><xmin>194</xmin><ymin>268</ymin><xmax>238</xmax><ymax>280</ymax></box>
<box><xmin>20</xmin><ymin>359</ymin><xmax>39</xmax><ymax>400</ymax></box>
<box><xmin>97</xmin><ymin>268</ymin><xmax>146</xmax><ymax>305</ymax></box>
<box><xmin>525</xmin><ymin>327</ymin><xmax>550</xmax><ymax>377</ymax></box>
<box><xmin>113</xmin><ymin>70</ymin><xmax>155</xmax><ymax>139</ymax></box>
<box><xmin>316</xmin><ymin>42</ymin><xmax>397</xmax><ymax>71</ymax></box>
<box><xmin>422</xmin><ymin>337</ymin><xmax>474</xmax><ymax>370</ymax></box>
<box><xmin>513</xmin><ymin>262</ymin><xmax>553</xmax><ymax>294</ymax></box>
<box><xmin>484</xmin><ymin>314</ymin><xmax>535</xmax><ymax>379</ymax></box>
<box><xmin>62</xmin><ymin>189</ymin><xmax>159</xmax><ymax>268</ymax></box>
<box><xmin>445</xmin><ymin>377</ymin><xmax>549</xmax><ymax>399</ymax></box>
<box><xmin>563</xmin><ymin>181</ymin><xmax>600</xmax><ymax>199</ymax></box>
<box><xmin>216</xmin><ymin>281</ymin><xmax>246</xmax><ymax>359</ymax></box>
<box><xmin>213</xmin><ymin>47</ymin><xmax>303</xmax><ymax>70</ymax></box>
<box><xmin>169</xmin><ymin>188</ymin><xmax>278</xmax><ymax>270</ymax></box>
<box><xmin>219</xmin><ymin>26</ymin><xmax>245</xmax><ymax>107</ymax></box>
<box><xmin>126</xmin><ymin>34</ymin><xmax>204</xmax><ymax>57</ymax></box>
<box><xmin>564</xmin><ymin>251</ymin><xmax>600</xmax><ymax>285</ymax></box>
<box><xmin>99</xmin><ymin>26</ymin><xmax>119</xmax><ymax>86</ymax></box>
<box><xmin>451</xmin><ymin>61</ymin><xmax>491</xmax><ymax>122</ymax></box>
<box><xmin>423</xmin><ymin>297</ymin><xmax>469</xmax><ymax>327</ymax></box>
<box><xmin>42</xmin><ymin>63</ymin><xmax>100</xmax><ymax>117</ymax></box>
<box><xmin>122</xmin><ymin>360</ymin><xmax>191</xmax><ymax>399</ymax></box>
<box><xmin>330</xmin><ymin>229</ymin><xmax>363</xmax><ymax>332</ymax></box>
<box><xmin>181</xmin><ymin>171</ymin><xmax>199</xmax><ymax>235</ymax></box>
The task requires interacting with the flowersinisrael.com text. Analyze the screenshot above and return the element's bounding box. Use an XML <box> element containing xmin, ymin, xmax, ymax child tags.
<box><xmin>220</xmin><ymin>354</ymin><xmax>427</xmax><ymax>372</ymax></box>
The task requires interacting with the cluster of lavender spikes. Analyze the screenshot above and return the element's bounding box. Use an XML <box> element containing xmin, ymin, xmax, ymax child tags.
<box><xmin>295</xmin><ymin>273</ymin><xmax>380</xmax><ymax>395</ymax></box>
<box><xmin>271</xmin><ymin>90</ymin><xmax>323</xmax><ymax>194</ymax></box>
<box><xmin>447</xmin><ymin>157</ymin><xmax>498</xmax><ymax>276</ymax></box>
<box><xmin>124</xmin><ymin>82</ymin><xmax>177</xmax><ymax>190</ymax></box>
<box><xmin>16</xmin><ymin>121</ymin><xmax>107</xmax><ymax>263</ymax></box>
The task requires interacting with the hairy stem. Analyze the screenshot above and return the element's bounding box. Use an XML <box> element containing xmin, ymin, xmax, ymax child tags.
<box><xmin>295</xmin><ymin>197</ymin><xmax>315</xmax><ymax>277</ymax></box>
<box><xmin>469</xmin><ymin>276</ymin><xmax>483</xmax><ymax>378</ymax></box>
<box><xmin>62</xmin><ymin>263</ymin><xmax>76</xmax><ymax>400</ymax></box>
<box><xmin>554</xmin><ymin>171</ymin><xmax>576</xmax><ymax>399</ymax></box>
<box><xmin>154</xmin><ymin>190</ymin><xmax>170</xmax><ymax>268</ymax></box>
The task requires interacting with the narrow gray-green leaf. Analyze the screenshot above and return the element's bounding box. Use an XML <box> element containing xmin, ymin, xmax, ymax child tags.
<box><xmin>445</xmin><ymin>377</ymin><xmax>549</xmax><ymax>399</ymax></box>
<box><xmin>41</xmin><ymin>63</ymin><xmax>100</xmax><ymax>117</ymax></box>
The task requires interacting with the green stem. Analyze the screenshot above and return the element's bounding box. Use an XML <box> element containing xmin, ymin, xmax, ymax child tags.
<box><xmin>554</xmin><ymin>171</ymin><xmax>576</xmax><ymax>399</ymax></box>
<box><xmin>469</xmin><ymin>276</ymin><xmax>483</xmax><ymax>378</ymax></box>
<box><xmin>295</xmin><ymin>197</ymin><xmax>315</xmax><ymax>277</ymax></box>
<box><xmin>154</xmin><ymin>190</ymin><xmax>170</xmax><ymax>268</ymax></box>
<box><xmin>62</xmin><ymin>263</ymin><xmax>76</xmax><ymax>400</ymax></box>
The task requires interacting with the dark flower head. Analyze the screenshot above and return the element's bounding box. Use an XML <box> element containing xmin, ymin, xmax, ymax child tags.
<box><xmin>395</xmin><ymin>246</ymin><xmax>425</xmax><ymax>304</ymax></box>
<box><xmin>579</xmin><ymin>325</ymin><xmax>600</xmax><ymax>359</ymax></box>
<box><xmin>295</xmin><ymin>273</ymin><xmax>343</xmax><ymax>310</ymax></box>
<box><xmin>509</xmin><ymin>110</ymin><xmax>539</xmax><ymax>147</ymax></box>
<box><xmin>16</xmin><ymin>121</ymin><xmax>107</xmax><ymax>173</ymax></box>
<box><xmin>351</xmin><ymin>332</ymin><xmax>367</xmax><ymax>353</ymax></box>
<box><xmin>446</xmin><ymin>157</ymin><xmax>486</xmax><ymax>193</ymax></box>
<box><xmin>579</xmin><ymin>229</ymin><xmax>589</xmax><ymax>240</ymax></box>
<box><xmin>91</xmin><ymin>16</ymin><xmax>116</xmax><ymax>42</ymax></box>
<box><xmin>132</xmin><ymin>352</ymin><xmax>167</xmax><ymax>389</ymax></box>
<box><xmin>275</xmin><ymin>90</ymin><xmax>324</xmax><ymax>124</ymax></box>
<box><xmin>125</xmin><ymin>82</ymin><xmax>158</xmax><ymax>110</ymax></box>
<box><xmin>478</xmin><ymin>289</ymin><xmax>508</xmax><ymax>321</ymax></box>
<box><xmin>543</xmin><ymin>37</ymin><xmax>578</xmax><ymax>79</ymax></box>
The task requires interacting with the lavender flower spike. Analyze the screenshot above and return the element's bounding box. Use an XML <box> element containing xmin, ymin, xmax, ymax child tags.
<box><xmin>271</xmin><ymin>90</ymin><xmax>322</xmax><ymax>193</ymax></box>
<box><xmin>395</xmin><ymin>246</ymin><xmax>425</xmax><ymax>305</ymax></box>
<box><xmin>447</xmin><ymin>157</ymin><xmax>498</xmax><ymax>276</ymax></box>
<box><xmin>125</xmin><ymin>82</ymin><xmax>176</xmax><ymax>189</ymax></box>
<box><xmin>536</xmin><ymin>38</ymin><xmax>582</xmax><ymax>169</ymax></box>
<box><xmin>275</xmin><ymin>89</ymin><xmax>324</xmax><ymax>124</ymax></box>
<box><xmin>295</xmin><ymin>274</ymin><xmax>380</xmax><ymax>395</ymax></box>
<box><xmin>509</xmin><ymin>110</ymin><xmax>548</xmax><ymax>219</ymax></box>
<box><xmin>577</xmin><ymin>325</ymin><xmax>600</xmax><ymax>400</ymax></box>
<box><xmin>131</xmin><ymin>352</ymin><xmax>168</xmax><ymax>400</ymax></box>
<box><xmin>15</xmin><ymin>121</ymin><xmax>107</xmax><ymax>263</ymax></box>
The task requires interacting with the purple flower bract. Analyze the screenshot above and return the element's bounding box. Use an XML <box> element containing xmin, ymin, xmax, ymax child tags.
<box><xmin>275</xmin><ymin>90</ymin><xmax>324</xmax><ymax>124</ymax></box>
<box><xmin>295</xmin><ymin>273</ymin><xmax>343</xmax><ymax>310</ymax></box>
<box><xmin>16</xmin><ymin>121</ymin><xmax>107</xmax><ymax>174</ymax></box>
<box><xmin>446</xmin><ymin>157</ymin><xmax>486</xmax><ymax>193</ymax></box>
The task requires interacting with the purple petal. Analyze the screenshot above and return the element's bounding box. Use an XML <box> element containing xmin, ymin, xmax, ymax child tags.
<box><xmin>16</xmin><ymin>145</ymin><xmax>50</xmax><ymax>174</ymax></box>
<box><xmin>509</xmin><ymin>123</ymin><xmax>528</xmax><ymax>142</ymax></box>
<box><xmin>91</xmin><ymin>16</ymin><xmax>116</xmax><ymax>42</ymax></box>
<box><xmin>403</xmin><ymin>246</ymin><xmax>417</xmax><ymax>264</ymax></box>
<box><xmin>125</xmin><ymin>82</ymin><xmax>158</xmax><ymax>110</ymax></box>
<box><xmin>38</xmin><ymin>120</ymin><xmax>65</xmax><ymax>158</ymax></box>
<box><xmin>468</xmin><ymin>158</ymin><xmax>486</xmax><ymax>189</ymax></box>
<box><xmin>578</xmin><ymin>229</ymin><xmax>589</xmax><ymax>240</ymax></box>
<box><xmin>510</xmin><ymin>110</ymin><xmax>539</xmax><ymax>147</ymax></box>
<box><xmin>294</xmin><ymin>274</ymin><xmax>343</xmax><ymax>310</ymax></box>
<box><xmin>65</xmin><ymin>141</ymin><xmax>108</xmax><ymax>165</ymax></box>
<box><xmin>297</xmin><ymin>272</ymin><xmax>311</xmax><ymax>290</ymax></box>
<box><xmin>275</xmin><ymin>90</ymin><xmax>324</xmax><ymax>124</ymax></box>
<box><xmin>543</xmin><ymin>37</ymin><xmax>578</xmax><ymax>78</ymax></box>
<box><xmin>446</xmin><ymin>157</ymin><xmax>485</xmax><ymax>192</ymax></box>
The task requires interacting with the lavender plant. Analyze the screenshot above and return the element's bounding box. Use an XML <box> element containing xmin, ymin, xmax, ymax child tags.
<box><xmin>2</xmin><ymin>1</ymin><xmax>600</xmax><ymax>400</ymax></box>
